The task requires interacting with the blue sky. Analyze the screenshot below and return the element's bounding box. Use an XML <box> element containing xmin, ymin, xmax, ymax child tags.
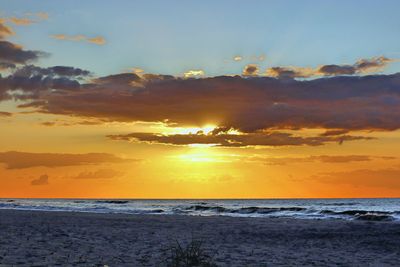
<box><xmin>2</xmin><ymin>0</ymin><xmax>400</xmax><ymax>76</ymax></box>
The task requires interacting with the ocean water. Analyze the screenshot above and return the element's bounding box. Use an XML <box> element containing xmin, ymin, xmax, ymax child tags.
<box><xmin>0</xmin><ymin>198</ymin><xmax>399</xmax><ymax>221</ymax></box>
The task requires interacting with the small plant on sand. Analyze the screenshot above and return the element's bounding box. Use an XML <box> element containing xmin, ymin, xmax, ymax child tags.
<box><xmin>161</xmin><ymin>237</ymin><xmax>218</xmax><ymax>267</ymax></box>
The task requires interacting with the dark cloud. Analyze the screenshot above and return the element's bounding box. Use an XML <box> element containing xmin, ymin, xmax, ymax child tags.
<box><xmin>0</xmin><ymin>151</ymin><xmax>136</xmax><ymax>169</ymax></box>
<box><xmin>0</xmin><ymin>20</ymin><xmax>47</xmax><ymax>67</ymax></box>
<box><xmin>13</xmin><ymin>72</ymin><xmax>400</xmax><ymax>133</ymax></box>
<box><xmin>40</xmin><ymin>119</ymin><xmax>104</xmax><ymax>127</ymax></box>
<box><xmin>266</xmin><ymin>57</ymin><xmax>394</xmax><ymax>78</ymax></box>
<box><xmin>317</xmin><ymin>64</ymin><xmax>356</xmax><ymax>75</ymax></box>
<box><xmin>13</xmin><ymin>65</ymin><xmax>91</xmax><ymax>77</ymax></box>
<box><xmin>107</xmin><ymin>131</ymin><xmax>372</xmax><ymax>147</ymax></box>
<box><xmin>243</xmin><ymin>64</ymin><xmax>259</xmax><ymax>76</ymax></box>
<box><xmin>317</xmin><ymin>56</ymin><xmax>393</xmax><ymax>76</ymax></box>
<box><xmin>70</xmin><ymin>169</ymin><xmax>123</xmax><ymax>179</ymax></box>
<box><xmin>266</xmin><ymin>66</ymin><xmax>313</xmax><ymax>79</ymax></box>
<box><xmin>0</xmin><ymin>41</ymin><xmax>46</xmax><ymax>65</ymax></box>
<box><xmin>31</xmin><ymin>174</ymin><xmax>49</xmax><ymax>186</ymax></box>
<box><xmin>319</xmin><ymin>129</ymin><xmax>350</xmax><ymax>136</ymax></box>
<box><xmin>0</xmin><ymin>65</ymin><xmax>88</xmax><ymax>100</ymax></box>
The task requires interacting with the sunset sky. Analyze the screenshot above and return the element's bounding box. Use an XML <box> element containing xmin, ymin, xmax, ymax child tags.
<box><xmin>1</xmin><ymin>0</ymin><xmax>400</xmax><ymax>198</ymax></box>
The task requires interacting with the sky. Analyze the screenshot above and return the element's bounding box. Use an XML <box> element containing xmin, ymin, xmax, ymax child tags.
<box><xmin>0</xmin><ymin>0</ymin><xmax>400</xmax><ymax>198</ymax></box>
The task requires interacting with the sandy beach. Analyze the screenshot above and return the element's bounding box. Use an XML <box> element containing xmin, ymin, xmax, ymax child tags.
<box><xmin>0</xmin><ymin>210</ymin><xmax>399</xmax><ymax>266</ymax></box>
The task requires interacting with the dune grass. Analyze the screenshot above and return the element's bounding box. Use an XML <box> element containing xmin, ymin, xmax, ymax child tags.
<box><xmin>161</xmin><ymin>237</ymin><xmax>218</xmax><ymax>267</ymax></box>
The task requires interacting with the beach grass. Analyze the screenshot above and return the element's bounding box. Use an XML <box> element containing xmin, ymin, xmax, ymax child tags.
<box><xmin>161</xmin><ymin>237</ymin><xmax>218</xmax><ymax>267</ymax></box>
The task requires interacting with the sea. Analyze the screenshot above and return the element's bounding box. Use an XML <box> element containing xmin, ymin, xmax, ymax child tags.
<box><xmin>0</xmin><ymin>198</ymin><xmax>399</xmax><ymax>222</ymax></box>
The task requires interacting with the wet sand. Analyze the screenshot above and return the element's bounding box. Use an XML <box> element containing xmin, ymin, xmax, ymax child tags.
<box><xmin>0</xmin><ymin>209</ymin><xmax>399</xmax><ymax>266</ymax></box>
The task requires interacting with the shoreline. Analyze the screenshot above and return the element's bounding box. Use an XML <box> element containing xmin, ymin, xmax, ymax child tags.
<box><xmin>0</xmin><ymin>209</ymin><xmax>399</xmax><ymax>266</ymax></box>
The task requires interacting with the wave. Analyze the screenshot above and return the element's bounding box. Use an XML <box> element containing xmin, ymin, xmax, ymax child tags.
<box><xmin>1</xmin><ymin>199</ymin><xmax>399</xmax><ymax>221</ymax></box>
<box><xmin>320</xmin><ymin>209</ymin><xmax>397</xmax><ymax>221</ymax></box>
<box><xmin>184</xmin><ymin>205</ymin><xmax>306</xmax><ymax>214</ymax></box>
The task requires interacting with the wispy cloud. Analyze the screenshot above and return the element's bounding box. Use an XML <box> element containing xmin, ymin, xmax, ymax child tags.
<box><xmin>51</xmin><ymin>34</ymin><xmax>106</xmax><ymax>45</ymax></box>
<box><xmin>264</xmin><ymin>155</ymin><xmax>395</xmax><ymax>165</ymax></box>
<box><xmin>0</xmin><ymin>151</ymin><xmax>136</xmax><ymax>169</ymax></box>
<box><xmin>2</xmin><ymin>12</ymin><xmax>49</xmax><ymax>26</ymax></box>
<box><xmin>31</xmin><ymin>174</ymin><xmax>49</xmax><ymax>186</ymax></box>
<box><xmin>70</xmin><ymin>169</ymin><xmax>123</xmax><ymax>179</ymax></box>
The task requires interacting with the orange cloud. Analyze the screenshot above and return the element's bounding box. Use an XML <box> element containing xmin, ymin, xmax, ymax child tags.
<box><xmin>0</xmin><ymin>151</ymin><xmax>136</xmax><ymax>169</ymax></box>
<box><xmin>70</xmin><ymin>169</ymin><xmax>123</xmax><ymax>179</ymax></box>
<box><xmin>264</xmin><ymin>155</ymin><xmax>395</xmax><ymax>165</ymax></box>
<box><xmin>0</xmin><ymin>19</ymin><xmax>14</xmax><ymax>39</ymax></box>
<box><xmin>51</xmin><ymin>34</ymin><xmax>106</xmax><ymax>45</ymax></box>
<box><xmin>31</xmin><ymin>174</ymin><xmax>49</xmax><ymax>186</ymax></box>
<box><xmin>3</xmin><ymin>12</ymin><xmax>48</xmax><ymax>26</ymax></box>
<box><xmin>35</xmin><ymin>12</ymin><xmax>49</xmax><ymax>21</ymax></box>
<box><xmin>8</xmin><ymin>17</ymin><xmax>34</xmax><ymax>26</ymax></box>
<box><xmin>0</xmin><ymin>111</ymin><xmax>12</xmax><ymax>117</ymax></box>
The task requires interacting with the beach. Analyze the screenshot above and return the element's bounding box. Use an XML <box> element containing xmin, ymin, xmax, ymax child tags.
<box><xmin>0</xmin><ymin>209</ymin><xmax>399</xmax><ymax>266</ymax></box>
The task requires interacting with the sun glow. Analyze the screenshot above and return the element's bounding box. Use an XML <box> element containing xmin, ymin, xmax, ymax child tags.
<box><xmin>170</xmin><ymin>124</ymin><xmax>217</xmax><ymax>135</ymax></box>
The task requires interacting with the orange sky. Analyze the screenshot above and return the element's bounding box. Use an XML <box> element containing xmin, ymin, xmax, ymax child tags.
<box><xmin>1</xmin><ymin>110</ymin><xmax>399</xmax><ymax>198</ymax></box>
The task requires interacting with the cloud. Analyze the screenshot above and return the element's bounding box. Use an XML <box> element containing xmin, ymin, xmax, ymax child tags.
<box><xmin>0</xmin><ymin>111</ymin><xmax>12</xmax><ymax>117</ymax></box>
<box><xmin>35</xmin><ymin>12</ymin><xmax>49</xmax><ymax>21</ymax></box>
<box><xmin>87</xmin><ymin>36</ymin><xmax>106</xmax><ymax>45</ymax></box>
<box><xmin>234</xmin><ymin>55</ymin><xmax>265</xmax><ymax>62</ymax></box>
<box><xmin>0</xmin><ymin>20</ymin><xmax>14</xmax><ymax>39</ymax></box>
<box><xmin>31</xmin><ymin>174</ymin><xmax>49</xmax><ymax>186</ymax></box>
<box><xmin>183</xmin><ymin>69</ymin><xmax>205</xmax><ymax>78</ymax></box>
<box><xmin>317</xmin><ymin>56</ymin><xmax>393</xmax><ymax>76</ymax></box>
<box><xmin>264</xmin><ymin>155</ymin><xmax>394</xmax><ymax>165</ymax></box>
<box><xmin>107</xmin><ymin>130</ymin><xmax>371</xmax><ymax>147</ymax></box>
<box><xmin>0</xmin><ymin>64</ymin><xmax>91</xmax><ymax>101</ymax></box>
<box><xmin>266</xmin><ymin>66</ymin><xmax>314</xmax><ymax>79</ymax></box>
<box><xmin>319</xmin><ymin>129</ymin><xmax>350</xmax><ymax>136</ymax></box>
<box><xmin>312</xmin><ymin>167</ymin><xmax>400</xmax><ymax>189</ymax></box>
<box><xmin>266</xmin><ymin>57</ymin><xmax>394</xmax><ymax>79</ymax></box>
<box><xmin>0</xmin><ymin>41</ymin><xmax>47</xmax><ymax>65</ymax></box>
<box><xmin>8</xmin><ymin>17</ymin><xmax>34</xmax><ymax>26</ymax></box>
<box><xmin>41</xmin><ymin>119</ymin><xmax>105</xmax><ymax>127</ymax></box>
<box><xmin>0</xmin><ymin>20</ymin><xmax>46</xmax><ymax>67</ymax></box>
<box><xmin>51</xmin><ymin>34</ymin><xmax>106</xmax><ymax>45</ymax></box>
<box><xmin>70</xmin><ymin>169</ymin><xmax>123</xmax><ymax>179</ymax></box>
<box><xmin>12</xmin><ymin>72</ymin><xmax>400</xmax><ymax>134</ymax></box>
<box><xmin>5</xmin><ymin>12</ymin><xmax>48</xmax><ymax>26</ymax></box>
<box><xmin>0</xmin><ymin>151</ymin><xmax>135</xmax><ymax>169</ymax></box>
<box><xmin>243</xmin><ymin>64</ymin><xmax>259</xmax><ymax>76</ymax></box>
<box><xmin>13</xmin><ymin>65</ymin><xmax>91</xmax><ymax>77</ymax></box>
